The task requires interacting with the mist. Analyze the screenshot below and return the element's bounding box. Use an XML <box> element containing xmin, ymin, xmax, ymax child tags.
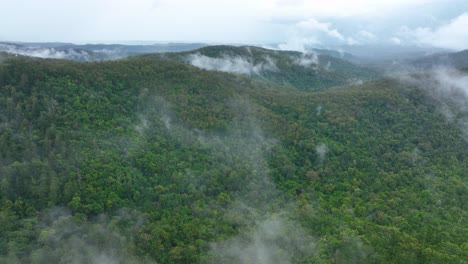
<box><xmin>0</xmin><ymin>43</ymin><xmax>93</xmax><ymax>61</ymax></box>
<box><xmin>0</xmin><ymin>208</ymin><xmax>152</xmax><ymax>264</ymax></box>
<box><xmin>188</xmin><ymin>53</ymin><xmax>278</xmax><ymax>76</ymax></box>
<box><xmin>210</xmin><ymin>214</ymin><xmax>315</xmax><ymax>264</ymax></box>
<box><xmin>0</xmin><ymin>43</ymin><xmax>127</xmax><ymax>61</ymax></box>
<box><xmin>316</xmin><ymin>143</ymin><xmax>328</xmax><ymax>161</ymax></box>
<box><xmin>135</xmin><ymin>94</ymin><xmax>317</xmax><ymax>263</ymax></box>
<box><xmin>400</xmin><ymin>67</ymin><xmax>468</xmax><ymax>139</ymax></box>
<box><xmin>293</xmin><ymin>52</ymin><xmax>319</xmax><ymax>67</ymax></box>
<box><xmin>431</xmin><ymin>68</ymin><xmax>468</xmax><ymax>138</ymax></box>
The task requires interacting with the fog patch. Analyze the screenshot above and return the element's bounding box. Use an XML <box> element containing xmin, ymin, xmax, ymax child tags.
<box><xmin>432</xmin><ymin>68</ymin><xmax>468</xmax><ymax>138</ymax></box>
<box><xmin>348</xmin><ymin>79</ymin><xmax>364</xmax><ymax>86</ymax></box>
<box><xmin>210</xmin><ymin>214</ymin><xmax>315</xmax><ymax>264</ymax></box>
<box><xmin>135</xmin><ymin>116</ymin><xmax>150</xmax><ymax>135</ymax></box>
<box><xmin>136</xmin><ymin>95</ymin><xmax>317</xmax><ymax>263</ymax></box>
<box><xmin>316</xmin><ymin>105</ymin><xmax>322</xmax><ymax>115</ymax></box>
<box><xmin>293</xmin><ymin>52</ymin><xmax>319</xmax><ymax>67</ymax></box>
<box><xmin>316</xmin><ymin>143</ymin><xmax>328</xmax><ymax>161</ymax></box>
<box><xmin>400</xmin><ymin>67</ymin><xmax>468</xmax><ymax>139</ymax></box>
<box><xmin>0</xmin><ymin>43</ymin><xmax>93</xmax><ymax>61</ymax></box>
<box><xmin>2</xmin><ymin>208</ymin><xmax>151</xmax><ymax>264</ymax></box>
<box><xmin>188</xmin><ymin>53</ymin><xmax>278</xmax><ymax>76</ymax></box>
<box><xmin>204</xmin><ymin>98</ymin><xmax>316</xmax><ymax>263</ymax></box>
<box><xmin>0</xmin><ymin>43</ymin><xmax>127</xmax><ymax>61</ymax></box>
<box><xmin>135</xmin><ymin>95</ymin><xmax>176</xmax><ymax>134</ymax></box>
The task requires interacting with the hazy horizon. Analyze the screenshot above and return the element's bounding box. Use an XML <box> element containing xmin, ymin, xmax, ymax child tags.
<box><xmin>1</xmin><ymin>0</ymin><xmax>468</xmax><ymax>51</ymax></box>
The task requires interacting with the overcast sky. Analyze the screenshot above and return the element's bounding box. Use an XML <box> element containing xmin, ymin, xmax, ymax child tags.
<box><xmin>1</xmin><ymin>0</ymin><xmax>467</xmax><ymax>50</ymax></box>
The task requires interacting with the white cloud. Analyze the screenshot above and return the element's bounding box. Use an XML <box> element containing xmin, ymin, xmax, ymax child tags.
<box><xmin>399</xmin><ymin>13</ymin><xmax>468</xmax><ymax>50</ymax></box>
<box><xmin>296</xmin><ymin>18</ymin><xmax>345</xmax><ymax>41</ymax></box>
<box><xmin>0</xmin><ymin>43</ymin><xmax>93</xmax><ymax>60</ymax></box>
<box><xmin>275</xmin><ymin>18</ymin><xmax>350</xmax><ymax>51</ymax></box>
<box><xmin>316</xmin><ymin>143</ymin><xmax>328</xmax><ymax>161</ymax></box>
<box><xmin>402</xmin><ymin>67</ymin><xmax>468</xmax><ymax>140</ymax></box>
<box><xmin>188</xmin><ymin>53</ymin><xmax>278</xmax><ymax>75</ymax></box>
<box><xmin>292</xmin><ymin>52</ymin><xmax>319</xmax><ymax>67</ymax></box>
<box><xmin>277</xmin><ymin>36</ymin><xmax>320</xmax><ymax>52</ymax></box>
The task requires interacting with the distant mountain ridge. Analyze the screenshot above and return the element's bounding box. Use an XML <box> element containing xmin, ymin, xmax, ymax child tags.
<box><xmin>410</xmin><ymin>49</ymin><xmax>468</xmax><ymax>69</ymax></box>
<box><xmin>144</xmin><ymin>45</ymin><xmax>379</xmax><ymax>91</ymax></box>
<box><xmin>0</xmin><ymin>41</ymin><xmax>208</xmax><ymax>61</ymax></box>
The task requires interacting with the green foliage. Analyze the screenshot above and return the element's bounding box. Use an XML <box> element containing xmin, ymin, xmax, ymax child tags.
<box><xmin>144</xmin><ymin>45</ymin><xmax>379</xmax><ymax>91</ymax></box>
<box><xmin>0</xmin><ymin>52</ymin><xmax>466</xmax><ymax>263</ymax></box>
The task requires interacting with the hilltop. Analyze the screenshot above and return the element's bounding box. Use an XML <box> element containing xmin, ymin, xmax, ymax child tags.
<box><xmin>144</xmin><ymin>45</ymin><xmax>379</xmax><ymax>91</ymax></box>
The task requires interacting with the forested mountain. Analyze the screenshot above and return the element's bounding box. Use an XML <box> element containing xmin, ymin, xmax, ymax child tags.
<box><xmin>0</xmin><ymin>42</ymin><xmax>208</xmax><ymax>62</ymax></box>
<box><xmin>144</xmin><ymin>45</ymin><xmax>379</xmax><ymax>91</ymax></box>
<box><xmin>0</xmin><ymin>49</ymin><xmax>467</xmax><ymax>263</ymax></box>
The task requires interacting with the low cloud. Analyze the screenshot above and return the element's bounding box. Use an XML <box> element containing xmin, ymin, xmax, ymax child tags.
<box><xmin>0</xmin><ymin>43</ymin><xmax>93</xmax><ymax>60</ymax></box>
<box><xmin>401</xmin><ymin>67</ymin><xmax>468</xmax><ymax>139</ymax></box>
<box><xmin>188</xmin><ymin>53</ymin><xmax>278</xmax><ymax>75</ymax></box>
<box><xmin>136</xmin><ymin>95</ymin><xmax>317</xmax><ymax>263</ymax></box>
<box><xmin>0</xmin><ymin>43</ymin><xmax>128</xmax><ymax>61</ymax></box>
<box><xmin>206</xmin><ymin>98</ymin><xmax>317</xmax><ymax>263</ymax></box>
<box><xmin>1</xmin><ymin>208</ymin><xmax>150</xmax><ymax>264</ymax></box>
<box><xmin>316</xmin><ymin>143</ymin><xmax>328</xmax><ymax>161</ymax></box>
<box><xmin>293</xmin><ymin>52</ymin><xmax>319</xmax><ymax>67</ymax></box>
<box><xmin>276</xmin><ymin>36</ymin><xmax>320</xmax><ymax>53</ymax></box>
<box><xmin>210</xmin><ymin>214</ymin><xmax>315</xmax><ymax>264</ymax></box>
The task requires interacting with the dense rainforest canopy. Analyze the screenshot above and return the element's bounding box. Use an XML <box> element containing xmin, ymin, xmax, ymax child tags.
<box><xmin>0</xmin><ymin>47</ymin><xmax>466</xmax><ymax>263</ymax></box>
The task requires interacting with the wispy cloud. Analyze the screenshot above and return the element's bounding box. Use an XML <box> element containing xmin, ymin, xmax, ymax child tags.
<box><xmin>296</xmin><ymin>18</ymin><xmax>345</xmax><ymax>41</ymax></box>
<box><xmin>401</xmin><ymin>67</ymin><xmax>468</xmax><ymax>139</ymax></box>
<box><xmin>136</xmin><ymin>95</ymin><xmax>317</xmax><ymax>263</ymax></box>
<box><xmin>210</xmin><ymin>214</ymin><xmax>315</xmax><ymax>264</ymax></box>
<box><xmin>0</xmin><ymin>43</ymin><xmax>93</xmax><ymax>60</ymax></box>
<box><xmin>1</xmin><ymin>208</ymin><xmax>151</xmax><ymax>264</ymax></box>
<box><xmin>188</xmin><ymin>53</ymin><xmax>278</xmax><ymax>75</ymax></box>
<box><xmin>292</xmin><ymin>52</ymin><xmax>319</xmax><ymax>67</ymax></box>
<box><xmin>277</xmin><ymin>36</ymin><xmax>320</xmax><ymax>53</ymax></box>
<box><xmin>0</xmin><ymin>43</ymin><xmax>127</xmax><ymax>61</ymax></box>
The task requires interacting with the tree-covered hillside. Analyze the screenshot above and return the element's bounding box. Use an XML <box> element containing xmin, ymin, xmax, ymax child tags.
<box><xmin>0</xmin><ymin>53</ymin><xmax>466</xmax><ymax>263</ymax></box>
<box><xmin>145</xmin><ymin>45</ymin><xmax>379</xmax><ymax>91</ymax></box>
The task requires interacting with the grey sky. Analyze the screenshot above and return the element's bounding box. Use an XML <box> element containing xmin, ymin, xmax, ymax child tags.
<box><xmin>1</xmin><ymin>0</ymin><xmax>467</xmax><ymax>50</ymax></box>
